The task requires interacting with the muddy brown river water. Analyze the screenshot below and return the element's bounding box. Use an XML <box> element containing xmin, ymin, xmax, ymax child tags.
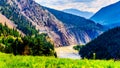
<box><xmin>55</xmin><ymin>45</ymin><xmax>81</xmax><ymax>59</ymax></box>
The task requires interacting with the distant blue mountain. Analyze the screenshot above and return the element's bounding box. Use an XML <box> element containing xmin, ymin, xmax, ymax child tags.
<box><xmin>63</xmin><ymin>8</ymin><xmax>94</xmax><ymax>19</ymax></box>
<box><xmin>90</xmin><ymin>1</ymin><xmax>120</xmax><ymax>27</ymax></box>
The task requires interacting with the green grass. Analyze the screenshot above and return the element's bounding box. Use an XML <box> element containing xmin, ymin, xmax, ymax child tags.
<box><xmin>0</xmin><ymin>52</ymin><xmax>120</xmax><ymax>68</ymax></box>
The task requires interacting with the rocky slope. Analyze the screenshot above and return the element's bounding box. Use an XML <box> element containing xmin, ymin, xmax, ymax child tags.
<box><xmin>45</xmin><ymin>7</ymin><xmax>103</xmax><ymax>44</ymax></box>
<box><xmin>0</xmin><ymin>0</ymin><xmax>76</xmax><ymax>46</ymax></box>
<box><xmin>0</xmin><ymin>0</ymin><xmax>103</xmax><ymax>46</ymax></box>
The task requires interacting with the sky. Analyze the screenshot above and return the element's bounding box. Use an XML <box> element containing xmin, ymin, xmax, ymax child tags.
<box><xmin>35</xmin><ymin>0</ymin><xmax>119</xmax><ymax>13</ymax></box>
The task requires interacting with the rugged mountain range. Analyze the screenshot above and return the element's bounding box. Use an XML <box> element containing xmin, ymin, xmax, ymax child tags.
<box><xmin>0</xmin><ymin>0</ymin><xmax>102</xmax><ymax>46</ymax></box>
<box><xmin>63</xmin><ymin>8</ymin><xmax>93</xmax><ymax>18</ymax></box>
<box><xmin>91</xmin><ymin>1</ymin><xmax>120</xmax><ymax>28</ymax></box>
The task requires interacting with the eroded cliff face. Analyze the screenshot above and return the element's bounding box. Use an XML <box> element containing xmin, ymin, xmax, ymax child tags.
<box><xmin>66</xmin><ymin>27</ymin><xmax>101</xmax><ymax>45</ymax></box>
<box><xmin>5</xmin><ymin>0</ymin><xmax>77</xmax><ymax>46</ymax></box>
<box><xmin>1</xmin><ymin>0</ymin><xmax>102</xmax><ymax>46</ymax></box>
<box><xmin>45</xmin><ymin>7</ymin><xmax>103</xmax><ymax>45</ymax></box>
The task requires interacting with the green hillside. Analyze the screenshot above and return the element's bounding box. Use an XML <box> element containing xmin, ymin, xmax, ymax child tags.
<box><xmin>0</xmin><ymin>23</ymin><xmax>55</xmax><ymax>56</ymax></box>
<box><xmin>79</xmin><ymin>27</ymin><xmax>120</xmax><ymax>60</ymax></box>
<box><xmin>0</xmin><ymin>52</ymin><xmax>120</xmax><ymax>68</ymax></box>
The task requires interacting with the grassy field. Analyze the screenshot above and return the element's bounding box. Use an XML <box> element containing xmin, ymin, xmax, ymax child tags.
<box><xmin>0</xmin><ymin>52</ymin><xmax>120</xmax><ymax>68</ymax></box>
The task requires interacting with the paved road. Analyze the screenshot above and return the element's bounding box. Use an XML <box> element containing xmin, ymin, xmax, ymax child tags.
<box><xmin>55</xmin><ymin>45</ymin><xmax>81</xmax><ymax>59</ymax></box>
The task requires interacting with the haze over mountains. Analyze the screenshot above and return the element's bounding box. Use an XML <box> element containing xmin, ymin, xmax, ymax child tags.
<box><xmin>91</xmin><ymin>1</ymin><xmax>120</xmax><ymax>28</ymax></box>
<box><xmin>63</xmin><ymin>9</ymin><xmax>94</xmax><ymax>19</ymax></box>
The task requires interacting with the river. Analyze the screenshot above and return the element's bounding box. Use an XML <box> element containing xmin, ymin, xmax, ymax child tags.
<box><xmin>55</xmin><ymin>45</ymin><xmax>81</xmax><ymax>59</ymax></box>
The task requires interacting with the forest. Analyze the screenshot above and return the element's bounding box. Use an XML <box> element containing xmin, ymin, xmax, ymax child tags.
<box><xmin>0</xmin><ymin>23</ymin><xmax>55</xmax><ymax>56</ymax></box>
<box><xmin>79</xmin><ymin>27</ymin><xmax>120</xmax><ymax>60</ymax></box>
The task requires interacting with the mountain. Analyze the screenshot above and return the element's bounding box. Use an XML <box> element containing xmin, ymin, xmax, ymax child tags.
<box><xmin>79</xmin><ymin>27</ymin><xmax>120</xmax><ymax>59</ymax></box>
<box><xmin>0</xmin><ymin>0</ymin><xmax>102</xmax><ymax>46</ymax></box>
<box><xmin>91</xmin><ymin>1</ymin><xmax>120</xmax><ymax>27</ymax></box>
<box><xmin>44</xmin><ymin>7</ymin><xmax>103</xmax><ymax>44</ymax></box>
<box><xmin>63</xmin><ymin>9</ymin><xmax>93</xmax><ymax>19</ymax></box>
<box><xmin>0</xmin><ymin>0</ymin><xmax>72</xmax><ymax>46</ymax></box>
<box><xmin>0</xmin><ymin>0</ymin><xmax>39</xmax><ymax>36</ymax></box>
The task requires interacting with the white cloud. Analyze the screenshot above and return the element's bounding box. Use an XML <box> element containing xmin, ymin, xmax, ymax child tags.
<box><xmin>35</xmin><ymin>0</ymin><xmax>119</xmax><ymax>13</ymax></box>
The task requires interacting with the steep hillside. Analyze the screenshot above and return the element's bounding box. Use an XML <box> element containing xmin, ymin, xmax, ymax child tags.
<box><xmin>63</xmin><ymin>8</ymin><xmax>93</xmax><ymax>18</ymax></box>
<box><xmin>0</xmin><ymin>0</ymin><xmax>74</xmax><ymax>46</ymax></box>
<box><xmin>91</xmin><ymin>1</ymin><xmax>120</xmax><ymax>27</ymax></box>
<box><xmin>0</xmin><ymin>0</ymin><xmax>103</xmax><ymax>46</ymax></box>
<box><xmin>0</xmin><ymin>0</ymin><xmax>38</xmax><ymax>35</ymax></box>
<box><xmin>45</xmin><ymin>7</ymin><xmax>103</xmax><ymax>44</ymax></box>
<box><xmin>0</xmin><ymin>13</ymin><xmax>25</xmax><ymax>35</ymax></box>
<box><xmin>79</xmin><ymin>27</ymin><xmax>120</xmax><ymax>59</ymax></box>
<box><xmin>0</xmin><ymin>13</ymin><xmax>16</xmax><ymax>29</ymax></box>
<box><xmin>0</xmin><ymin>22</ymin><xmax>55</xmax><ymax>56</ymax></box>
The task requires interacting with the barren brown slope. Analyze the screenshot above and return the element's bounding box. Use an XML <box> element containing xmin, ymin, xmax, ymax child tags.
<box><xmin>0</xmin><ymin>13</ymin><xmax>16</xmax><ymax>29</ymax></box>
<box><xmin>0</xmin><ymin>13</ymin><xmax>25</xmax><ymax>36</ymax></box>
<box><xmin>9</xmin><ymin>0</ymin><xmax>77</xmax><ymax>46</ymax></box>
<box><xmin>16</xmin><ymin>0</ymin><xmax>99</xmax><ymax>46</ymax></box>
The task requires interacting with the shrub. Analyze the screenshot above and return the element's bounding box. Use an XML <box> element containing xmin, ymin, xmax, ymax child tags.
<box><xmin>73</xmin><ymin>45</ymin><xmax>84</xmax><ymax>51</ymax></box>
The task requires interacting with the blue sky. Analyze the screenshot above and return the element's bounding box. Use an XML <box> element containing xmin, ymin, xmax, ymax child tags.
<box><xmin>35</xmin><ymin>0</ymin><xmax>119</xmax><ymax>13</ymax></box>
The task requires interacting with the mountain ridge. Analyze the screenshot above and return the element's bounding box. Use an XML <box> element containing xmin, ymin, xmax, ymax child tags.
<box><xmin>63</xmin><ymin>8</ymin><xmax>93</xmax><ymax>18</ymax></box>
<box><xmin>90</xmin><ymin>1</ymin><xmax>120</xmax><ymax>27</ymax></box>
<box><xmin>80</xmin><ymin>27</ymin><xmax>120</xmax><ymax>59</ymax></box>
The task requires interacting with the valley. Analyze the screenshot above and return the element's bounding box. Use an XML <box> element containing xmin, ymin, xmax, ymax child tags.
<box><xmin>0</xmin><ymin>0</ymin><xmax>120</xmax><ymax>67</ymax></box>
